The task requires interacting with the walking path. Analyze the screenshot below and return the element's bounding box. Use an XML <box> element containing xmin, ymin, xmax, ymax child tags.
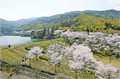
<box><xmin>12</xmin><ymin>47</ymin><xmax>28</xmax><ymax>53</ymax></box>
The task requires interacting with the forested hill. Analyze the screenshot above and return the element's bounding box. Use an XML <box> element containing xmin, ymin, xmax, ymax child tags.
<box><xmin>14</xmin><ymin>13</ymin><xmax>79</xmax><ymax>31</ymax></box>
<box><xmin>14</xmin><ymin>13</ymin><xmax>120</xmax><ymax>39</ymax></box>
<box><xmin>54</xmin><ymin>13</ymin><xmax>120</xmax><ymax>32</ymax></box>
<box><xmin>1</xmin><ymin>18</ymin><xmax>37</xmax><ymax>35</ymax></box>
<box><xmin>1</xmin><ymin>9</ymin><xmax>120</xmax><ymax>35</ymax></box>
<box><xmin>64</xmin><ymin>9</ymin><xmax>120</xmax><ymax>20</ymax></box>
<box><xmin>14</xmin><ymin>9</ymin><xmax>120</xmax><ymax>31</ymax></box>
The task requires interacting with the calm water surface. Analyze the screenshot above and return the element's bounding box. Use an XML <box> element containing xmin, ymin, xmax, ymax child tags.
<box><xmin>0</xmin><ymin>36</ymin><xmax>46</xmax><ymax>47</ymax></box>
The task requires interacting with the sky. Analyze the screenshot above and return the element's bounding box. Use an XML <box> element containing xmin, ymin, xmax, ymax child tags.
<box><xmin>1</xmin><ymin>0</ymin><xmax>120</xmax><ymax>21</ymax></box>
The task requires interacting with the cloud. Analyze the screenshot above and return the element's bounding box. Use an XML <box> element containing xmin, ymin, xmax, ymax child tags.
<box><xmin>114</xmin><ymin>6</ymin><xmax>120</xmax><ymax>11</ymax></box>
<box><xmin>75</xmin><ymin>8</ymin><xmax>87</xmax><ymax>11</ymax></box>
<box><xmin>108</xmin><ymin>0</ymin><xmax>120</xmax><ymax>5</ymax></box>
<box><xmin>18</xmin><ymin>4</ymin><xmax>29</xmax><ymax>9</ymax></box>
<box><xmin>1</xmin><ymin>13</ymin><xmax>22</xmax><ymax>21</ymax></box>
<box><xmin>74</xmin><ymin>8</ymin><xmax>94</xmax><ymax>11</ymax></box>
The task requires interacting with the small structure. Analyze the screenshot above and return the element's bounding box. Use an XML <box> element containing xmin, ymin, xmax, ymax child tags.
<box><xmin>8</xmin><ymin>45</ymin><xmax>11</xmax><ymax>48</ymax></box>
<box><xmin>21</xmin><ymin>57</ymin><xmax>25</xmax><ymax>62</ymax></box>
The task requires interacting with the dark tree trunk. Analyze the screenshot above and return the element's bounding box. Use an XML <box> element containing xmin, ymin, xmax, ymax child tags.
<box><xmin>55</xmin><ymin>64</ymin><xmax>57</xmax><ymax>72</ymax></box>
<box><xmin>36</xmin><ymin>55</ymin><xmax>38</xmax><ymax>60</ymax></box>
<box><xmin>76</xmin><ymin>69</ymin><xmax>78</xmax><ymax>79</ymax></box>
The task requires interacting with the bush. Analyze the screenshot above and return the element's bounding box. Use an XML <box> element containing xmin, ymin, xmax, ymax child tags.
<box><xmin>25</xmin><ymin>46</ymin><xmax>32</xmax><ymax>50</ymax></box>
<box><xmin>42</xmin><ymin>51</ymin><xmax>46</xmax><ymax>54</ymax></box>
<box><xmin>116</xmin><ymin>53</ymin><xmax>120</xmax><ymax>59</ymax></box>
<box><xmin>39</xmin><ymin>55</ymin><xmax>50</xmax><ymax>61</ymax></box>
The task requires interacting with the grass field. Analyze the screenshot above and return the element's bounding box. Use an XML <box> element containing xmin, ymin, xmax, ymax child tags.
<box><xmin>0</xmin><ymin>38</ymin><xmax>120</xmax><ymax>79</ymax></box>
<box><xmin>94</xmin><ymin>55</ymin><xmax>120</xmax><ymax>68</ymax></box>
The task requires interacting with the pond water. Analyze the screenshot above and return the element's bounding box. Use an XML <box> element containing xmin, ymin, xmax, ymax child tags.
<box><xmin>0</xmin><ymin>36</ymin><xmax>46</xmax><ymax>47</ymax></box>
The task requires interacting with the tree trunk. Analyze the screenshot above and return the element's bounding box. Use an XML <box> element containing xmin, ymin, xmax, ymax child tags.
<box><xmin>29</xmin><ymin>59</ymin><xmax>31</xmax><ymax>67</ymax></box>
<box><xmin>55</xmin><ymin>64</ymin><xmax>57</xmax><ymax>72</ymax></box>
<box><xmin>76</xmin><ymin>69</ymin><xmax>78</xmax><ymax>79</ymax></box>
<box><xmin>36</xmin><ymin>55</ymin><xmax>38</xmax><ymax>60</ymax></box>
<box><xmin>58</xmin><ymin>62</ymin><xmax>60</xmax><ymax>68</ymax></box>
<box><xmin>108</xmin><ymin>73</ymin><xmax>111</xmax><ymax>79</ymax></box>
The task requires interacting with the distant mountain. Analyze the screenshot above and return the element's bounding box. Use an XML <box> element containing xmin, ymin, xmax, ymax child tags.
<box><xmin>14</xmin><ymin>13</ymin><xmax>79</xmax><ymax>31</ymax></box>
<box><xmin>64</xmin><ymin>9</ymin><xmax>120</xmax><ymax>19</ymax></box>
<box><xmin>16</xmin><ymin>9</ymin><xmax>120</xmax><ymax>31</ymax></box>
<box><xmin>1</xmin><ymin>9</ymin><xmax>120</xmax><ymax>35</ymax></box>
<box><xmin>1</xmin><ymin>18</ymin><xmax>37</xmax><ymax>35</ymax></box>
<box><xmin>1</xmin><ymin>19</ymin><xmax>16</xmax><ymax>28</ymax></box>
<box><xmin>1</xmin><ymin>18</ymin><xmax>37</xmax><ymax>28</ymax></box>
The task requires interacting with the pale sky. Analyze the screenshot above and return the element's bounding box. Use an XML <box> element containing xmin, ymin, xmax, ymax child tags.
<box><xmin>1</xmin><ymin>0</ymin><xmax>120</xmax><ymax>21</ymax></box>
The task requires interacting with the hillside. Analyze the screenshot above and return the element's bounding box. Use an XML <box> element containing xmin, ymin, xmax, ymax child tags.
<box><xmin>55</xmin><ymin>13</ymin><xmax>120</xmax><ymax>32</ymax></box>
<box><xmin>64</xmin><ymin>9</ymin><xmax>120</xmax><ymax>20</ymax></box>
<box><xmin>15</xmin><ymin>13</ymin><xmax>79</xmax><ymax>31</ymax></box>
<box><xmin>14</xmin><ymin>13</ymin><xmax>120</xmax><ymax>39</ymax></box>
<box><xmin>1</xmin><ymin>9</ymin><xmax>120</xmax><ymax>35</ymax></box>
<box><xmin>0</xmin><ymin>38</ymin><xmax>120</xmax><ymax>79</ymax></box>
<box><xmin>1</xmin><ymin>18</ymin><xmax>37</xmax><ymax>35</ymax></box>
<box><xmin>14</xmin><ymin>9</ymin><xmax>120</xmax><ymax>31</ymax></box>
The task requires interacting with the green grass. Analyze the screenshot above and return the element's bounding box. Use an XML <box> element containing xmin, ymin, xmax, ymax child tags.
<box><xmin>0</xmin><ymin>47</ymin><xmax>25</xmax><ymax>62</ymax></box>
<box><xmin>39</xmin><ymin>55</ymin><xmax>50</xmax><ymax>61</ymax></box>
<box><xmin>0</xmin><ymin>38</ymin><xmax>63</xmax><ymax>60</ymax></box>
<box><xmin>12</xmin><ymin>38</ymin><xmax>65</xmax><ymax>52</ymax></box>
<box><xmin>94</xmin><ymin>55</ymin><xmax>120</xmax><ymax>68</ymax></box>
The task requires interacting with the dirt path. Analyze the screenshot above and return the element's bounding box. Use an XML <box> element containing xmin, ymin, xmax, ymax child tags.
<box><xmin>10</xmin><ymin>74</ymin><xmax>35</xmax><ymax>79</ymax></box>
<box><xmin>0</xmin><ymin>72</ymin><xmax>10</xmax><ymax>79</ymax></box>
<box><xmin>12</xmin><ymin>47</ymin><xmax>27</xmax><ymax>53</ymax></box>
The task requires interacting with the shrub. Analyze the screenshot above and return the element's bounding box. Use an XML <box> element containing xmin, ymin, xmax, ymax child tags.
<box><xmin>25</xmin><ymin>46</ymin><xmax>33</xmax><ymax>50</ymax></box>
<box><xmin>116</xmin><ymin>53</ymin><xmax>120</xmax><ymax>59</ymax></box>
<box><xmin>39</xmin><ymin>55</ymin><xmax>50</xmax><ymax>61</ymax></box>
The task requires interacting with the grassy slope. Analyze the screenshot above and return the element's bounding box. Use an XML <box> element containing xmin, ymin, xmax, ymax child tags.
<box><xmin>0</xmin><ymin>39</ymin><xmax>62</xmax><ymax>60</ymax></box>
<box><xmin>94</xmin><ymin>55</ymin><xmax>120</xmax><ymax>68</ymax></box>
<box><xmin>0</xmin><ymin>38</ymin><xmax>120</xmax><ymax>79</ymax></box>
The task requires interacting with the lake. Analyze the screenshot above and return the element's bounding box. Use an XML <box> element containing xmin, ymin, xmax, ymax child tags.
<box><xmin>0</xmin><ymin>36</ymin><xmax>46</xmax><ymax>47</ymax></box>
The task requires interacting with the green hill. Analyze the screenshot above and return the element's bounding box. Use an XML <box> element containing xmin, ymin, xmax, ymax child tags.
<box><xmin>55</xmin><ymin>13</ymin><xmax>120</xmax><ymax>32</ymax></box>
<box><xmin>1</xmin><ymin>9</ymin><xmax>120</xmax><ymax>35</ymax></box>
<box><xmin>14</xmin><ymin>10</ymin><xmax>120</xmax><ymax>31</ymax></box>
<box><xmin>14</xmin><ymin>13</ymin><xmax>79</xmax><ymax>31</ymax></box>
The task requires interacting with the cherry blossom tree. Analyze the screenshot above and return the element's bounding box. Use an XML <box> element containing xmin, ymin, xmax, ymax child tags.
<box><xmin>46</xmin><ymin>42</ymin><xmax>68</xmax><ymax>72</ymax></box>
<box><xmin>54</xmin><ymin>30</ymin><xmax>63</xmax><ymax>38</ymax></box>
<box><xmin>104</xmin><ymin>64</ymin><xmax>118</xmax><ymax>79</ymax></box>
<box><xmin>54</xmin><ymin>30</ymin><xmax>120</xmax><ymax>56</ymax></box>
<box><xmin>67</xmin><ymin>43</ymin><xmax>118</xmax><ymax>79</ymax></box>
<box><xmin>95</xmin><ymin>62</ymin><xmax>119</xmax><ymax>79</ymax></box>
<box><xmin>54</xmin><ymin>30</ymin><xmax>63</xmax><ymax>36</ymax></box>
<box><xmin>53</xmin><ymin>30</ymin><xmax>120</xmax><ymax>78</ymax></box>
<box><xmin>26</xmin><ymin>46</ymin><xmax>43</xmax><ymax>60</ymax></box>
<box><xmin>68</xmin><ymin>43</ymin><xmax>97</xmax><ymax>79</ymax></box>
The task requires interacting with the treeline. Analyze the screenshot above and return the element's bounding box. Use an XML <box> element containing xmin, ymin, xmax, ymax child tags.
<box><xmin>53</xmin><ymin>13</ymin><xmax>120</xmax><ymax>32</ymax></box>
<box><xmin>1</xmin><ymin>10</ymin><xmax>120</xmax><ymax>35</ymax></box>
<box><xmin>29</xmin><ymin>13</ymin><xmax>120</xmax><ymax>39</ymax></box>
<box><xmin>21</xmin><ymin>10</ymin><xmax>120</xmax><ymax>31</ymax></box>
<box><xmin>2</xmin><ymin>13</ymin><xmax>120</xmax><ymax>38</ymax></box>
